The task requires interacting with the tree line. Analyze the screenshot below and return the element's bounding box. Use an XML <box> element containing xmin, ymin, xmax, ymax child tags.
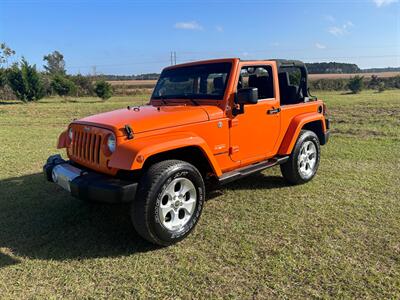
<box><xmin>308</xmin><ymin>74</ymin><xmax>400</xmax><ymax>93</ymax></box>
<box><xmin>305</xmin><ymin>62</ymin><xmax>361</xmax><ymax>74</ymax></box>
<box><xmin>0</xmin><ymin>44</ymin><xmax>113</xmax><ymax>102</ymax></box>
<box><xmin>1</xmin><ymin>42</ymin><xmax>399</xmax><ymax>101</ymax></box>
<box><xmin>91</xmin><ymin>62</ymin><xmax>365</xmax><ymax>81</ymax></box>
<box><xmin>97</xmin><ymin>73</ymin><xmax>160</xmax><ymax>81</ymax></box>
<box><xmin>94</xmin><ymin>63</ymin><xmax>399</xmax><ymax>82</ymax></box>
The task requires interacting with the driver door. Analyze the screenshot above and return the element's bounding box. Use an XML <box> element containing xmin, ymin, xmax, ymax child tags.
<box><xmin>229</xmin><ymin>63</ymin><xmax>280</xmax><ymax>164</ymax></box>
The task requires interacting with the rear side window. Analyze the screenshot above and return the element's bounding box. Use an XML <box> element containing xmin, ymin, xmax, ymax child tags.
<box><xmin>278</xmin><ymin>66</ymin><xmax>308</xmax><ymax>105</ymax></box>
<box><xmin>284</xmin><ymin>67</ymin><xmax>302</xmax><ymax>86</ymax></box>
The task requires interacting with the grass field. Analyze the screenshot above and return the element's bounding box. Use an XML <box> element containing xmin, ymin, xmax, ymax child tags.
<box><xmin>0</xmin><ymin>90</ymin><xmax>399</xmax><ymax>298</ymax></box>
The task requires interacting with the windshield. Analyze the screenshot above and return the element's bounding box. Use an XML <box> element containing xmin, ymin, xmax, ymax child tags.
<box><xmin>152</xmin><ymin>62</ymin><xmax>232</xmax><ymax>100</ymax></box>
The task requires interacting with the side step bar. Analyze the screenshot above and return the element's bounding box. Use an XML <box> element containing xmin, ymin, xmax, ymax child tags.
<box><xmin>218</xmin><ymin>156</ymin><xmax>289</xmax><ymax>185</ymax></box>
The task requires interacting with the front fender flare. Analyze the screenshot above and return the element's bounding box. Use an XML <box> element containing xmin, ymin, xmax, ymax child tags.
<box><xmin>57</xmin><ymin>130</ymin><xmax>68</xmax><ymax>149</ymax></box>
<box><xmin>108</xmin><ymin>132</ymin><xmax>222</xmax><ymax>176</ymax></box>
<box><xmin>278</xmin><ymin>113</ymin><xmax>326</xmax><ymax>155</ymax></box>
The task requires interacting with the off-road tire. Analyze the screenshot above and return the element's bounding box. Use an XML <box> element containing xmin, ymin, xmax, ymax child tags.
<box><xmin>280</xmin><ymin>130</ymin><xmax>321</xmax><ymax>185</ymax></box>
<box><xmin>131</xmin><ymin>160</ymin><xmax>205</xmax><ymax>246</ymax></box>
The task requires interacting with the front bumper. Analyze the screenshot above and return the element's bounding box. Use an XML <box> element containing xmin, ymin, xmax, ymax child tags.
<box><xmin>43</xmin><ymin>155</ymin><xmax>138</xmax><ymax>203</ymax></box>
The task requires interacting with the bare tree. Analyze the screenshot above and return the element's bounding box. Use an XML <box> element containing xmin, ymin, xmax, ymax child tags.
<box><xmin>0</xmin><ymin>42</ymin><xmax>16</xmax><ymax>67</ymax></box>
<box><xmin>43</xmin><ymin>50</ymin><xmax>66</xmax><ymax>75</ymax></box>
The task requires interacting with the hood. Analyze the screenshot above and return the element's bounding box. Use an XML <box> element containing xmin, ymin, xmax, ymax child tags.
<box><xmin>74</xmin><ymin>105</ymin><xmax>210</xmax><ymax>136</ymax></box>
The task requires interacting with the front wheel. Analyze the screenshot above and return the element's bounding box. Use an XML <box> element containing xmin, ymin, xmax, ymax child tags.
<box><xmin>280</xmin><ymin>130</ymin><xmax>321</xmax><ymax>185</ymax></box>
<box><xmin>131</xmin><ymin>160</ymin><xmax>205</xmax><ymax>246</ymax></box>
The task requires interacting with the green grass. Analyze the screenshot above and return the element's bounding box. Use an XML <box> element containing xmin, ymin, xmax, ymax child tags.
<box><xmin>0</xmin><ymin>90</ymin><xmax>399</xmax><ymax>298</ymax></box>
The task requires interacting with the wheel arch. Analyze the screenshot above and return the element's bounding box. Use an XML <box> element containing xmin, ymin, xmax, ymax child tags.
<box><xmin>278</xmin><ymin>113</ymin><xmax>326</xmax><ymax>155</ymax></box>
<box><xmin>142</xmin><ymin>146</ymin><xmax>216</xmax><ymax>178</ymax></box>
<box><xmin>302</xmin><ymin>120</ymin><xmax>327</xmax><ymax>145</ymax></box>
<box><xmin>109</xmin><ymin>132</ymin><xmax>222</xmax><ymax>177</ymax></box>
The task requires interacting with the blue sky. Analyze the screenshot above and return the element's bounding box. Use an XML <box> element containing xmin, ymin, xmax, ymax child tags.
<box><xmin>1</xmin><ymin>0</ymin><xmax>399</xmax><ymax>75</ymax></box>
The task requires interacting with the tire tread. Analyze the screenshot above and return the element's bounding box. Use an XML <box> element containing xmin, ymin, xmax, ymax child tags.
<box><xmin>280</xmin><ymin>130</ymin><xmax>320</xmax><ymax>185</ymax></box>
<box><xmin>132</xmin><ymin>160</ymin><xmax>202</xmax><ymax>246</ymax></box>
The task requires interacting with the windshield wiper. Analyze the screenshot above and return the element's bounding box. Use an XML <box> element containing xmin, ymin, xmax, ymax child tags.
<box><xmin>183</xmin><ymin>93</ymin><xmax>199</xmax><ymax>106</ymax></box>
<box><xmin>188</xmin><ymin>98</ymin><xmax>199</xmax><ymax>106</ymax></box>
<box><xmin>158</xmin><ymin>95</ymin><xmax>167</xmax><ymax>105</ymax></box>
<box><xmin>155</xmin><ymin>94</ymin><xmax>200</xmax><ymax>106</ymax></box>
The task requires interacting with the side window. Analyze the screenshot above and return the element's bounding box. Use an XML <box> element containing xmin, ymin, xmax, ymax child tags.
<box><xmin>238</xmin><ymin>66</ymin><xmax>274</xmax><ymax>100</ymax></box>
<box><xmin>285</xmin><ymin>67</ymin><xmax>301</xmax><ymax>87</ymax></box>
<box><xmin>278</xmin><ymin>66</ymin><xmax>306</xmax><ymax>105</ymax></box>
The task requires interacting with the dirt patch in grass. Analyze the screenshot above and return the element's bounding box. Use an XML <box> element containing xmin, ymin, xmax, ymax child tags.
<box><xmin>333</xmin><ymin>128</ymin><xmax>388</xmax><ymax>138</ymax></box>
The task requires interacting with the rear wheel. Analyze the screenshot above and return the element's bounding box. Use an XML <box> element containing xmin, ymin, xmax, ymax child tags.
<box><xmin>131</xmin><ymin>160</ymin><xmax>205</xmax><ymax>246</ymax></box>
<box><xmin>280</xmin><ymin>130</ymin><xmax>320</xmax><ymax>184</ymax></box>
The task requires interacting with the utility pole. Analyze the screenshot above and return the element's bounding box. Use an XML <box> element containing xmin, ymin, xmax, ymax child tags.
<box><xmin>92</xmin><ymin>65</ymin><xmax>97</xmax><ymax>78</ymax></box>
<box><xmin>170</xmin><ymin>51</ymin><xmax>177</xmax><ymax>65</ymax></box>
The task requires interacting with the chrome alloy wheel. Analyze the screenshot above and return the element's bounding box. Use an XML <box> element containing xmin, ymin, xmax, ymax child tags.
<box><xmin>158</xmin><ymin>178</ymin><xmax>197</xmax><ymax>231</ymax></box>
<box><xmin>298</xmin><ymin>141</ymin><xmax>317</xmax><ymax>179</ymax></box>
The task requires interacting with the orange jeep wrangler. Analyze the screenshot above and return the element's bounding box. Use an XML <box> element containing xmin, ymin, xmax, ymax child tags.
<box><xmin>44</xmin><ymin>58</ymin><xmax>330</xmax><ymax>245</ymax></box>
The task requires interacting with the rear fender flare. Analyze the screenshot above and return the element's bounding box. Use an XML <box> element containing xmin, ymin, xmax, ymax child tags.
<box><xmin>278</xmin><ymin>113</ymin><xmax>326</xmax><ymax>155</ymax></box>
<box><xmin>109</xmin><ymin>132</ymin><xmax>222</xmax><ymax>176</ymax></box>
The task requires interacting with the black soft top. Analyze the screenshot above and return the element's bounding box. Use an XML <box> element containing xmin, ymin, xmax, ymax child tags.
<box><xmin>240</xmin><ymin>58</ymin><xmax>307</xmax><ymax>71</ymax></box>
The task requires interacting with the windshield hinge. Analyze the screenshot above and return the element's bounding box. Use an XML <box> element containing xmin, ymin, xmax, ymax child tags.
<box><xmin>124</xmin><ymin>124</ymin><xmax>134</xmax><ymax>139</ymax></box>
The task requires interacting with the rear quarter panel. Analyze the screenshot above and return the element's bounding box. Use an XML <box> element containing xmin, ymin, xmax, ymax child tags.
<box><xmin>277</xmin><ymin>100</ymin><xmax>326</xmax><ymax>155</ymax></box>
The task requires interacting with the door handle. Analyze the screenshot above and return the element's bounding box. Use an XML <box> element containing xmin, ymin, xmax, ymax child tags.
<box><xmin>267</xmin><ymin>107</ymin><xmax>281</xmax><ymax>115</ymax></box>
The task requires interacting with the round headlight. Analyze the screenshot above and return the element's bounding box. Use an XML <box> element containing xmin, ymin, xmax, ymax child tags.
<box><xmin>68</xmin><ymin>128</ymin><xmax>73</xmax><ymax>141</ymax></box>
<box><xmin>107</xmin><ymin>134</ymin><xmax>116</xmax><ymax>153</ymax></box>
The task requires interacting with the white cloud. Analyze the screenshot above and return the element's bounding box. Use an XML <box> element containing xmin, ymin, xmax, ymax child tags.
<box><xmin>324</xmin><ymin>15</ymin><xmax>335</xmax><ymax>22</ymax></box>
<box><xmin>216</xmin><ymin>25</ymin><xmax>223</xmax><ymax>32</ymax></box>
<box><xmin>328</xmin><ymin>26</ymin><xmax>343</xmax><ymax>36</ymax></box>
<box><xmin>174</xmin><ymin>21</ymin><xmax>203</xmax><ymax>30</ymax></box>
<box><xmin>315</xmin><ymin>42</ymin><xmax>327</xmax><ymax>49</ymax></box>
<box><xmin>328</xmin><ymin>21</ymin><xmax>354</xmax><ymax>36</ymax></box>
<box><xmin>373</xmin><ymin>0</ymin><xmax>398</xmax><ymax>7</ymax></box>
<box><xmin>271</xmin><ymin>42</ymin><xmax>280</xmax><ymax>47</ymax></box>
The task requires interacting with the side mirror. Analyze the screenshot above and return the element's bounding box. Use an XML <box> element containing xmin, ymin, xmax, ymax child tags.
<box><xmin>232</xmin><ymin>88</ymin><xmax>258</xmax><ymax>116</ymax></box>
<box><xmin>237</xmin><ymin>87</ymin><xmax>258</xmax><ymax>105</ymax></box>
